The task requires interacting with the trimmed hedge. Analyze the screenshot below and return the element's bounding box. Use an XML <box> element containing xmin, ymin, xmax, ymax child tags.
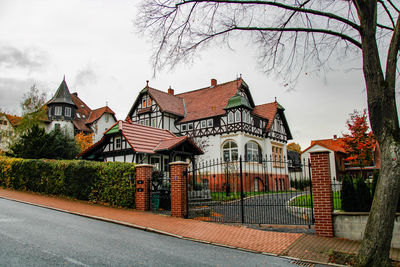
<box><xmin>0</xmin><ymin>156</ymin><xmax>136</xmax><ymax>208</ymax></box>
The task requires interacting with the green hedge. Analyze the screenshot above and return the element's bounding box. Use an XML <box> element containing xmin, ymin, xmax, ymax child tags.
<box><xmin>0</xmin><ymin>156</ymin><xmax>136</xmax><ymax>208</ymax></box>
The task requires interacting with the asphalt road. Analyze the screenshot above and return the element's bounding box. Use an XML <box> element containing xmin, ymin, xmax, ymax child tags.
<box><xmin>191</xmin><ymin>192</ymin><xmax>313</xmax><ymax>225</ymax></box>
<box><xmin>0</xmin><ymin>198</ymin><xmax>301</xmax><ymax>267</ymax></box>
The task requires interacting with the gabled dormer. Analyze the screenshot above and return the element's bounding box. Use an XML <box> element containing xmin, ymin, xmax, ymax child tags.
<box><xmin>127</xmin><ymin>82</ymin><xmax>184</xmax><ymax>131</ymax></box>
<box><xmin>47</xmin><ymin>77</ymin><xmax>77</xmax><ymax>122</ymax></box>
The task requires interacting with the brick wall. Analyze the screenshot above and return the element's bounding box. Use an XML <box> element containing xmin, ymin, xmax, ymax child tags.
<box><xmin>310</xmin><ymin>151</ymin><xmax>334</xmax><ymax>237</ymax></box>
<box><xmin>136</xmin><ymin>164</ymin><xmax>153</xmax><ymax>211</ymax></box>
<box><xmin>170</xmin><ymin>161</ymin><xmax>189</xmax><ymax>218</ymax></box>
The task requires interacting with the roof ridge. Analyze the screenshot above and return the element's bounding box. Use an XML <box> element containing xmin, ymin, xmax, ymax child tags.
<box><xmin>148</xmin><ymin>87</ymin><xmax>183</xmax><ymax>100</ymax></box>
<box><xmin>176</xmin><ymin>79</ymin><xmax>241</xmax><ymax>96</ymax></box>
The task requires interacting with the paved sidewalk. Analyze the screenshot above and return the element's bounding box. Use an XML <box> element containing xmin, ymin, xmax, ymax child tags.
<box><xmin>0</xmin><ymin>188</ymin><xmax>399</xmax><ymax>266</ymax></box>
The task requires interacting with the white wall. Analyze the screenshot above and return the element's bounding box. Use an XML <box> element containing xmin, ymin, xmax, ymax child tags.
<box><xmin>0</xmin><ymin>115</ymin><xmax>16</xmax><ymax>152</ymax></box>
<box><xmin>46</xmin><ymin>121</ymin><xmax>75</xmax><ymax>138</ymax></box>
<box><xmin>302</xmin><ymin>145</ymin><xmax>336</xmax><ymax>180</ymax></box>
<box><xmin>91</xmin><ymin>113</ymin><xmax>116</xmax><ymax>143</ymax></box>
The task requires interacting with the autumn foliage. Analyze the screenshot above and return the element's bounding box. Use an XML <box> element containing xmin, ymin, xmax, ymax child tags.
<box><xmin>342</xmin><ymin>110</ymin><xmax>376</xmax><ymax>167</ymax></box>
<box><xmin>75</xmin><ymin>132</ymin><xmax>94</xmax><ymax>152</ymax></box>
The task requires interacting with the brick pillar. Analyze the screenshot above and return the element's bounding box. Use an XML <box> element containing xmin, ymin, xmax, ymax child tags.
<box><xmin>136</xmin><ymin>164</ymin><xmax>153</xmax><ymax>211</ymax></box>
<box><xmin>310</xmin><ymin>151</ymin><xmax>334</xmax><ymax>237</ymax></box>
<box><xmin>170</xmin><ymin>161</ymin><xmax>189</xmax><ymax>218</ymax></box>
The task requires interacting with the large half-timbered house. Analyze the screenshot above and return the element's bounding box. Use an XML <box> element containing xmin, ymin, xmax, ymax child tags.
<box><xmin>127</xmin><ymin>78</ymin><xmax>292</xmax><ymax>163</ymax></box>
<box><xmin>80</xmin><ymin>77</ymin><xmax>292</xmax><ymax>191</ymax></box>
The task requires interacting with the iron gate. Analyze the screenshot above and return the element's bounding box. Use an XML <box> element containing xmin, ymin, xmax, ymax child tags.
<box><xmin>187</xmin><ymin>156</ymin><xmax>314</xmax><ymax>226</ymax></box>
<box><xmin>151</xmin><ymin>169</ymin><xmax>171</xmax><ymax>214</ymax></box>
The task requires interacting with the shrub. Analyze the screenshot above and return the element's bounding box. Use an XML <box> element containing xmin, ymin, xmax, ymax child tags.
<box><xmin>355</xmin><ymin>176</ymin><xmax>373</xmax><ymax>212</ymax></box>
<box><xmin>0</xmin><ymin>156</ymin><xmax>136</xmax><ymax>208</ymax></box>
<box><xmin>341</xmin><ymin>175</ymin><xmax>357</xmax><ymax>212</ymax></box>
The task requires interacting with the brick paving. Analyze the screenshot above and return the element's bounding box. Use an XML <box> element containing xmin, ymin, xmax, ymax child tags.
<box><xmin>1</xmin><ymin>188</ymin><xmax>399</xmax><ymax>265</ymax></box>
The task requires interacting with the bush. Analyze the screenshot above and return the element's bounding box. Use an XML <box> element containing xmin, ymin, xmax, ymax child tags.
<box><xmin>341</xmin><ymin>175</ymin><xmax>358</xmax><ymax>212</ymax></box>
<box><xmin>355</xmin><ymin>176</ymin><xmax>373</xmax><ymax>212</ymax></box>
<box><xmin>0</xmin><ymin>156</ymin><xmax>136</xmax><ymax>208</ymax></box>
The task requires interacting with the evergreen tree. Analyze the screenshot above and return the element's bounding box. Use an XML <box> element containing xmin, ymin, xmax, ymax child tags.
<box><xmin>355</xmin><ymin>176</ymin><xmax>373</xmax><ymax>212</ymax></box>
<box><xmin>7</xmin><ymin>125</ymin><xmax>79</xmax><ymax>159</ymax></box>
<box><xmin>341</xmin><ymin>175</ymin><xmax>357</xmax><ymax>212</ymax></box>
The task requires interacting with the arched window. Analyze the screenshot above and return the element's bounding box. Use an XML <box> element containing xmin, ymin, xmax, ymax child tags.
<box><xmin>245</xmin><ymin>141</ymin><xmax>262</xmax><ymax>162</ymax></box>
<box><xmin>222</xmin><ymin>140</ymin><xmax>238</xmax><ymax>162</ymax></box>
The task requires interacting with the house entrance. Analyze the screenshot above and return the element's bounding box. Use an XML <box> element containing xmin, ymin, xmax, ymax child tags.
<box><xmin>151</xmin><ymin>168</ymin><xmax>171</xmax><ymax>214</ymax></box>
<box><xmin>187</xmin><ymin>156</ymin><xmax>314</xmax><ymax>226</ymax></box>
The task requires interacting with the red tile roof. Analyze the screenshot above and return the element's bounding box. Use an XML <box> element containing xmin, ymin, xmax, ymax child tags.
<box><xmin>86</xmin><ymin>106</ymin><xmax>115</xmax><ymax>124</ymax></box>
<box><xmin>147</xmin><ymin>88</ymin><xmax>185</xmax><ymax>117</ymax></box>
<box><xmin>154</xmin><ymin>136</ymin><xmax>188</xmax><ymax>152</ymax></box>
<box><xmin>252</xmin><ymin>102</ymin><xmax>278</xmax><ymax>131</ymax></box>
<box><xmin>302</xmin><ymin>138</ymin><xmax>347</xmax><ymax>154</ymax></box>
<box><xmin>71</xmin><ymin>92</ymin><xmax>116</xmax><ymax>131</ymax></box>
<box><xmin>4</xmin><ymin>114</ymin><xmax>22</xmax><ymax>127</ymax></box>
<box><xmin>176</xmin><ymin>79</ymin><xmax>242</xmax><ymax>123</ymax></box>
<box><xmin>117</xmin><ymin>121</ymin><xmax>176</xmax><ymax>154</ymax></box>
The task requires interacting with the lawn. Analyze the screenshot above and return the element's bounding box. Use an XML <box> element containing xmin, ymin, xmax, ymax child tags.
<box><xmin>290</xmin><ymin>191</ymin><xmax>342</xmax><ymax>210</ymax></box>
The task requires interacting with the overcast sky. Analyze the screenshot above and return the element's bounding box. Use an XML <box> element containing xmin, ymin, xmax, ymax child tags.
<box><xmin>1</xmin><ymin>0</ymin><xmax>397</xmax><ymax>150</ymax></box>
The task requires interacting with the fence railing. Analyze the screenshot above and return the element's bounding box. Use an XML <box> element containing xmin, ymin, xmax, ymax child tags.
<box><xmin>187</xmin><ymin>156</ymin><xmax>314</xmax><ymax>225</ymax></box>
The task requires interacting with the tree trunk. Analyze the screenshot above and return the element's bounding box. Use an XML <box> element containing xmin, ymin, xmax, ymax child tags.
<box><xmin>357</xmin><ymin>138</ymin><xmax>400</xmax><ymax>266</ymax></box>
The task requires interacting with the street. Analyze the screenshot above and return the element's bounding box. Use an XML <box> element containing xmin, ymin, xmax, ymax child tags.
<box><xmin>0</xmin><ymin>198</ymin><xmax>305</xmax><ymax>267</ymax></box>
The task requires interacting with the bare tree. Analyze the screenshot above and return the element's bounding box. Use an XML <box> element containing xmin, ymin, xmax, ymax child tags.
<box><xmin>136</xmin><ymin>1</ymin><xmax>399</xmax><ymax>266</ymax></box>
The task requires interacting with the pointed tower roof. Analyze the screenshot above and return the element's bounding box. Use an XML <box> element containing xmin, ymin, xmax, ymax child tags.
<box><xmin>48</xmin><ymin>77</ymin><xmax>75</xmax><ymax>106</ymax></box>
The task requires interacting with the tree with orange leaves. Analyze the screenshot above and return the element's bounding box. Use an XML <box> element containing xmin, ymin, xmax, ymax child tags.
<box><xmin>342</xmin><ymin>110</ymin><xmax>376</xmax><ymax>167</ymax></box>
<box><xmin>75</xmin><ymin>132</ymin><xmax>94</xmax><ymax>153</ymax></box>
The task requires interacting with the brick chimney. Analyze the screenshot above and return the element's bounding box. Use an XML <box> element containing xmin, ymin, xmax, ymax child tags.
<box><xmin>72</xmin><ymin>92</ymin><xmax>78</xmax><ymax>97</ymax></box>
<box><xmin>211</xmin><ymin>78</ymin><xmax>217</xmax><ymax>87</ymax></box>
<box><xmin>168</xmin><ymin>86</ymin><xmax>174</xmax><ymax>95</ymax></box>
<box><xmin>333</xmin><ymin>135</ymin><xmax>337</xmax><ymax>140</ymax></box>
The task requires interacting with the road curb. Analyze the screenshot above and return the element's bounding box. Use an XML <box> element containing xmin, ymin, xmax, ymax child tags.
<box><xmin>0</xmin><ymin>195</ymin><xmax>343</xmax><ymax>266</ymax></box>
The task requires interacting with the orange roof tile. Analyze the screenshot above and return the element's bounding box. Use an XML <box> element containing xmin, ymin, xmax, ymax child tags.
<box><xmin>86</xmin><ymin>106</ymin><xmax>115</xmax><ymax>124</ymax></box>
<box><xmin>4</xmin><ymin>114</ymin><xmax>22</xmax><ymax>127</ymax></box>
<box><xmin>176</xmin><ymin>79</ymin><xmax>242</xmax><ymax>123</ymax></box>
<box><xmin>252</xmin><ymin>102</ymin><xmax>278</xmax><ymax>131</ymax></box>
<box><xmin>154</xmin><ymin>136</ymin><xmax>188</xmax><ymax>152</ymax></box>
<box><xmin>147</xmin><ymin>88</ymin><xmax>185</xmax><ymax>117</ymax></box>
<box><xmin>303</xmin><ymin>138</ymin><xmax>347</xmax><ymax>153</ymax></box>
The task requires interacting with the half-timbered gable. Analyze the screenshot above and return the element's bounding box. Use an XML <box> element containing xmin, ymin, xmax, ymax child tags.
<box><xmin>127</xmin><ymin>86</ymin><xmax>184</xmax><ymax>132</ymax></box>
<box><xmin>79</xmin><ymin>120</ymin><xmax>203</xmax><ymax>166</ymax></box>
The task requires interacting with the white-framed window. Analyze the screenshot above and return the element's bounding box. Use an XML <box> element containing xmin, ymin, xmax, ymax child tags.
<box><xmin>76</xmin><ymin>113</ymin><xmax>81</xmax><ymax>119</ymax></box>
<box><xmin>272</xmin><ymin>144</ymin><xmax>284</xmax><ymax>168</ymax></box>
<box><xmin>181</xmin><ymin>124</ymin><xmax>187</xmax><ymax>131</ymax></box>
<box><xmin>145</xmin><ymin>119</ymin><xmax>149</xmax><ymax>126</ymax></box>
<box><xmin>235</xmin><ymin>110</ymin><xmax>241</xmax><ymax>122</ymax></box>
<box><xmin>142</xmin><ymin>99</ymin><xmax>147</xmax><ymax>108</ymax></box>
<box><xmin>207</xmin><ymin>119</ymin><xmax>213</xmax><ymax>127</ymax></box>
<box><xmin>105</xmin><ymin>114</ymin><xmax>109</xmax><ymax>122</ymax></box>
<box><xmin>150</xmin><ymin>157</ymin><xmax>160</xmax><ymax>170</ymax></box>
<box><xmin>222</xmin><ymin>140</ymin><xmax>238</xmax><ymax>162</ymax></box>
<box><xmin>147</xmin><ymin>98</ymin><xmax>152</xmax><ymax>106</ymax></box>
<box><xmin>228</xmin><ymin>112</ymin><xmax>234</xmax><ymax>123</ymax></box>
<box><xmin>55</xmin><ymin>106</ymin><xmax>62</xmax><ymax>116</ymax></box>
<box><xmin>151</xmin><ymin>118</ymin><xmax>157</xmax><ymax>127</ymax></box>
<box><xmin>115</xmin><ymin>137</ymin><xmax>121</xmax><ymax>149</ymax></box>
<box><xmin>188</xmin><ymin>123</ymin><xmax>193</xmax><ymax>130</ymax></box>
<box><xmin>201</xmin><ymin>120</ymin><xmax>206</xmax><ymax>128</ymax></box>
<box><xmin>140</xmin><ymin>120</ymin><xmax>144</xmax><ymax>125</ymax></box>
<box><xmin>65</xmin><ymin>107</ymin><xmax>71</xmax><ymax>117</ymax></box>
<box><xmin>246</xmin><ymin>141</ymin><xmax>261</xmax><ymax>162</ymax></box>
<box><xmin>245</xmin><ymin>111</ymin><xmax>251</xmax><ymax>123</ymax></box>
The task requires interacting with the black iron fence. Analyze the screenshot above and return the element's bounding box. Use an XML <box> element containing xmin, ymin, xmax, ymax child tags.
<box><xmin>187</xmin><ymin>156</ymin><xmax>314</xmax><ymax>226</ymax></box>
<box><xmin>331</xmin><ymin>174</ymin><xmax>377</xmax><ymax>212</ymax></box>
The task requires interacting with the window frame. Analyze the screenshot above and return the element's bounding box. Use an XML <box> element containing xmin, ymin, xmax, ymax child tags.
<box><xmin>65</xmin><ymin>107</ymin><xmax>71</xmax><ymax>117</ymax></box>
<box><xmin>115</xmin><ymin>137</ymin><xmax>122</xmax><ymax>149</ymax></box>
<box><xmin>207</xmin><ymin>119</ymin><xmax>213</xmax><ymax>127</ymax></box>
<box><xmin>222</xmin><ymin>140</ymin><xmax>238</xmax><ymax>162</ymax></box>
<box><xmin>228</xmin><ymin>112</ymin><xmax>234</xmax><ymax>124</ymax></box>
<box><xmin>181</xmin><ymin>124</ymin><xmax>187</xmax><ymax>131</ymax></box>
<box><xmin>246</xmin><ymin>141</ymin><xmax>261</xmax><ymax>162</ymax></box>
<box><xmin>55</xmin><ymin>106</ymin><xmax>62</xmax><ymax>116</ymax></box>
<box><xmin>201</xmin><ymin>120</ymin><xmax>206</xmax><ymax>128</ymax></box>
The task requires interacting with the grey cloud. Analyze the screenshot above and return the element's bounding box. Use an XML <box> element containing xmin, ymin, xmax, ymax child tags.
<box><xmin>74</xmin><ymin>66</ymin><xmax>98</xmax><ymax>88</ymax></box>
<box><xmin>0</xmin><ymin>46</ymin><xmax>48</xmax><ymax>70</ymax></box>
<box><xmin>0</xmin><ymin>77</ymin><xmax>36</xmax><ymax>114</ymax></box>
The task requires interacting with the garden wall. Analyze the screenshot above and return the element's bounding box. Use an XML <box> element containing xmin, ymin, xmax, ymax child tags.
<box><xmin>333</xmin><ymin>212</ymin><xmax>400</xmax><ymax>248</ymax></box>
<box><xmin>0</xmin><ymin>156</ymin><xmax>136</xmax><ymax>208</ymax></box>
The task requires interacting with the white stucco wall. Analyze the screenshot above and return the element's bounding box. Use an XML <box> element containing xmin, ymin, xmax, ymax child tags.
<box><xmin>0</xmin><ymin>115</ymin><xmax>16</xmax><ymax>152</ymax></box>
<box><xmin>46</xmin><ymin>121</ymin><xmax>75</xmax><ymax>138</ymax></box>
<box><xmin>301</xmin><ymin>145</ymin><xmax>336</xmax><ymax>180</ymax></box>
<box><xmin>91</xmin><ymin>113</ymin><xmax>116</xmax><ymax>143</ymax></box>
